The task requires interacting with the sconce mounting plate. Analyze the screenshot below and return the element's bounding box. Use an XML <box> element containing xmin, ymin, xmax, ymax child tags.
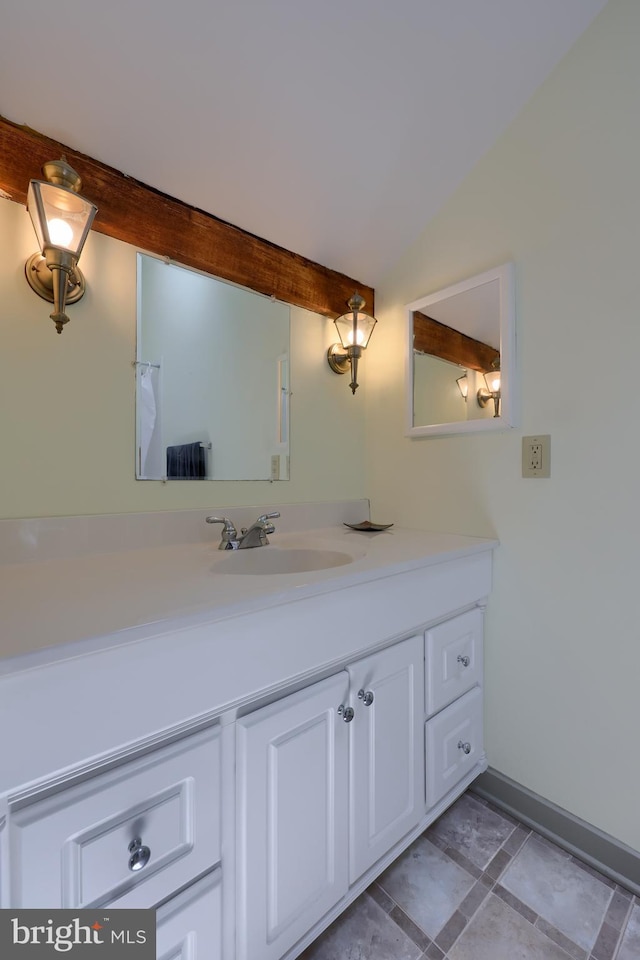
<box><xmin>25</xmin><ymin>253</ymin><xmax>86</xmax><ymax>305</ymax></box>
<box><xmin>327</xmin><ymin>343</ymin><xmax>350</xmax><ymax>375</ymax></box>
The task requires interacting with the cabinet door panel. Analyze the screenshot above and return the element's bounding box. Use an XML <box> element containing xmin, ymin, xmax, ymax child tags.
<box><xmin>348</xmin><ymin>634</ymin><xmax>425</xmax><ymax>882</ymax></box>
<box><xmin>236</xmin><ymin>672</ymin><xmax>349</xmax><ymax>960</ymax></box>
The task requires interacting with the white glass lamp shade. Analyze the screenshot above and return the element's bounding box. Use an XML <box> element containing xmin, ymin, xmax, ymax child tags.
<box><xmin>334</xmin><ymin>309</ymin><xmax>377</xmax><ymax>350</ymax></box>
<box><xmin>27</xmin><ymin>179</ymin><xmax>97</xmax><ymax>257</ymax></box>
<box><xmin>484</xmin><ymin>368</ymin><xmax>501</xmax><ymax>394</ymax></box>
<box><xmin>456</xmin><ymin>374</ymin><xmax>469</xmax><ymax>400</ymax></box>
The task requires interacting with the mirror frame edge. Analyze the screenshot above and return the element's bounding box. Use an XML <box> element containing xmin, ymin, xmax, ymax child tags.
<box><xmin>404</xmin><ymin>261</ymin><xmax>516</xmax><ymax>438</ymax></box>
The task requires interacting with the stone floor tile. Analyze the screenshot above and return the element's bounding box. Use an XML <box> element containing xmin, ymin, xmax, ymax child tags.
<box><xmin>377</xmin><ymin>836</ymin><xmax>475</xmax><ymax>939</ymax></box>
<box><xmin>298</xmin><ymin>893</ymin><xmax>422</xmax><ymax>960</ymax></box>
<box><xmin>616</xmin><ymin>903</ymin><xmax>640</xmax><ymax>960</ymax></box>
<box><xmin>426</xmin><ymin>791</ymin><xmax>515</xmax><ymax>869</ymax></box>
<box><xmin>500</xmin><ymin>835</ymin><xmax>613</xmax><ymax>951</ymax></box>
<box><xmin>590</xmin><ymin>921</ymin><xmax>620</xmax><ymax>960</ymax></box>
<box><xmin>448</xmin><ymin>893</ymin><xmax>574</xmax><ymax>960</ymax></box>
<box><xmin>605</xmin><ymin>888</ymin><xmax>632</xmax><ymax>931</ymax></box>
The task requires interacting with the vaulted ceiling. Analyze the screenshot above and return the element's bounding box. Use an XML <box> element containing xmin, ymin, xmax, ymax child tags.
<box><xmin>0</xmin><ymin>0</ymin><xmax>609</xmax><ymax>285</ymax></box>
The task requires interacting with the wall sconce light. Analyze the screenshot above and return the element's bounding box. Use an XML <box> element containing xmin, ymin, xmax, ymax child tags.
<box><xmin>25</xmin><ymin>158</ymin><xmax>98</xmax><ymax>334</ymax></box>
<box><xmin>327</xmin><ymin>292</ymin><xmax>377</xmax><ymax>394</ymax></box>
<box><xmin>477</xmin><ymin>359</ymin><xmax>501</xmax><ymax>417</ymax></box>
<box><xmin>456</xmin><ymin>374</ymin><xmax>469</xmax><ymax>401</ymax></box>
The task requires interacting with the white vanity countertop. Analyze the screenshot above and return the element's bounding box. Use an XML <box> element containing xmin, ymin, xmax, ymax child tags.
<box><xmin>0</xmin><ymin>502</ymin><xmax>497</xmax><ymax>671</ymax></box>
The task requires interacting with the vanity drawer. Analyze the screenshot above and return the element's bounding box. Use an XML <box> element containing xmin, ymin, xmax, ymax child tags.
<box><xmin>10</xmin><ymin>724</ymin><xmax>221</xmax><ymax>909</ymax></box>
<box><xmin>156</xmin><ymin>869</ymin><xmax>222</xmax><ymax>960</ymax></box>
<box><xmin>425</xmin><ymin>686</ymin><xmax>483</xmax><ymax>809</ymax></box>
<box><xmin>425</xmin><ymin>609</ymin><xmax>483</xmax><ymax>717</ymax></box>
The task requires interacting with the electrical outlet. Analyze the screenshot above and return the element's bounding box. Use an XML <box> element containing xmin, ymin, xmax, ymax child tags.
<box><xmin>522</xmin><ymin>435</ymin><xmax>550</xmax><ymax>478</ymax></box>
<box><xmin>270</xmin><ymin>455</ymin><xmax>280</xmax><ymax>481</ymax></box>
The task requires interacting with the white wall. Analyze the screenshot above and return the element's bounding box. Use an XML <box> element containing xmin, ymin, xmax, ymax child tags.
<box><xmin>0</xmin><ymin>198</ymin><xmax>366</xmax><ymax>518</ymax></box>
<box><xmin>366</xmin><ymin>0</ymin><xmax>640</xmax><ymax>851</ymax></box>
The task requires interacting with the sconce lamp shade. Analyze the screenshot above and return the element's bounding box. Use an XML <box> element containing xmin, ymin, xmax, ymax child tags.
<box><xmin>456</xmin><ymin>374</ymin><xmax>469</xmax><ymax>401</ymax></box>
<box><xmin>27</xmin><ymin>179</ymin><xmax>96</xmax><ymax>258</ymax></box>
<box><xmin>25</xmin><ymin>159</ymin><xmax>98</xmax><ymax>334</ymax></box>
<box><xmin>334</xmin><ymin>296</ymin><xmax>377</xmax><ymax>350</ymax></box>
<box><xmin>483</xmin><ymin>367</ymin><xmax>501</xmax><ymax>394</ymax></box>
<box><xmin>477</xmin><ymin>358</ymin><xmax>501</xmax><ymax>417</ymax></box>
<box><xmin>328</xmin><ymin>292</ymin><xmax>377</xmax><ymax>394</ymax></box>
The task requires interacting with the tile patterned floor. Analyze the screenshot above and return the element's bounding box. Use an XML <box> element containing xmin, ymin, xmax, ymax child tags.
<box><xmin>299</xmin><ymin>791</ymin><xmax>639</xmax><ymax>960</ymax></box>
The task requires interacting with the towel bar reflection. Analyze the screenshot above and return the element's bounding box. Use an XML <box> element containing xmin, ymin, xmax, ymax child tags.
<box><xmin>132</xmin><ymin>360</ymin><xmax>161</xmax><ymax>370</ymax></box>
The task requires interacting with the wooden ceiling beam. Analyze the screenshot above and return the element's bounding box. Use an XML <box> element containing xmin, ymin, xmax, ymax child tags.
<box><xmin>413</xmin><ymin>310</ymin><xmax>499</xmax><ymax>372</ymax></box>
<box><xmin>0</xmin><ymin>115</ymin><xmax>373</xmax><ymax>319</ymax></box>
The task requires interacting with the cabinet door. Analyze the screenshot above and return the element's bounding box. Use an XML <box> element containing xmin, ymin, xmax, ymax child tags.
<box><xmin>348</xmin><ymin>634</ymin><xmax>425</xmax><ymax>883</ymax></box>
<box><xmin>236</xmin><ymin>672</ymin><xmax>350</xmax><ymax>960</ymax></box>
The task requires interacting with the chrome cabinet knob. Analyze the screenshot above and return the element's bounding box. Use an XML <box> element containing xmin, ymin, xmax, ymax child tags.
<box><xmin>128</xmin><ymin>837</ymin><xmax>151</xmax><ymax>871</ymax></box>
<box><xmin>337</xmin><ymin>705</ymin><xmax>355</xmax><ymax>722</ymax></box>
<box><xmin>357</xmin><ymin>689</ymin><xmax>374</xmax><ymax>706</ymax></box>
<box><xmin>457</xmin><ymin>654</ymin><xmax>470</xmax><ymax>667</ymax></box>
<box><xmin>457</xmin><ymin>740</ymin><xmax>472</xmax><ymax>755</ymax></box>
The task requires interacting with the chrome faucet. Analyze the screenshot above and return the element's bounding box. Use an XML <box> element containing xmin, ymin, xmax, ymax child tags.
<box><xmin>237</xmin><ymin>512</ymin><xmax>280</xmax><ymax>549</ymax></box>
<box><xmin>206</xmin><ymin>512</ymin><xmax>280</xmax><ymax>550</ymax></box>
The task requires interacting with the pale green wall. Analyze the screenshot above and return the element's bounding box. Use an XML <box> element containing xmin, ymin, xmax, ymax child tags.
<box><xmin>0</xmin><ymin>198</ymin><xmax>366</xmax><ymax>518</ymax></box>
<box><xmin>367</xmin><ymin>0</ymin><xmax>640</xmax><ymax>851</ymax></box>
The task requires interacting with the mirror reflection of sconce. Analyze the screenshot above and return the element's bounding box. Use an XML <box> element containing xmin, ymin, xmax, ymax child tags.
<box><xmin>456</xmin><ymin>374</ymin><xmax>469</xmax><ymax>402</ymax></box>
<box><xmin>25</xmin><ymin>159</ymin><xmax>98</xmax><ymax>334</ymax></box>
<box><xmin>327</xmin><ymin>292</ymin><xmax>377</xmax><ymax>394</ymax></box>
<box><xmin>477</xmin><ymin>359</ymin><xmax>501</xmax><ymax>417</ymax></box>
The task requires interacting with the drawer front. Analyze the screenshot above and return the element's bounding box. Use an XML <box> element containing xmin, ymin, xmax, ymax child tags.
<box><xmin>425</xmin><ymin>609</ymin><xmax>483</xmax><ymax>717</ymax></box>
<box><xmin>156</xmin><ymin>869</ymin><xmax>222</xmax><ymax>960</ymax></box>
<box><xmin>10</xmin><ymin>725</ymin><xmax>221</xmax><ymax>909</ymax></box>
<box><xmin>425</xmin><ymin>686</ymin><xmax>483</xmax><ymax>809</ymax></box>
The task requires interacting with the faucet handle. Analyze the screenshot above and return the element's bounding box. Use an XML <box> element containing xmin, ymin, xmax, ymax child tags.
<box><xmin>206</xmin><ymin>515</ymin><xmax>237</xmax><ymax>532</ymax></box>
<box><xmin>206</xmin><ymin>516</ymin><xmax>238</xmax><ymax>548</ymax></box>
<box><xmin>257</xmin><ymin>511</ymin><xmax>280</xmax><ymax>523</ymax></box>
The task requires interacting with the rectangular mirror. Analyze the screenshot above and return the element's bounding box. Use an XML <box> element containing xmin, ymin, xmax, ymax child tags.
<box><xmin>405</xmin><ymin>263</ymin><xmax>516</xmax><ymax>437</ymax></box>
<box><xmin>136</xmin><ymin>253</ymin><xmax>290</xmax><ymax>480</ymax></box>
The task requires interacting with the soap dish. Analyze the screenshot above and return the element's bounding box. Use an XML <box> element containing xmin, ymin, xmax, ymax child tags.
<box><xmin>344</xmin><ymin>521</ymin><xmax>394</xmax><ymax>532</ymax></box>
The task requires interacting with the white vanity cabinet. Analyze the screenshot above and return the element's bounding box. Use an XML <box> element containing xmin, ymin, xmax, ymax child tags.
<box><xmin>236</xmin><ymin>634</ymin><xmax>426</xmax><ymax>960</ymax></box>
<box><xmin>0</xmin><ymin>511</ymin><xmax>496</xmax><ymax>960</ymax></box>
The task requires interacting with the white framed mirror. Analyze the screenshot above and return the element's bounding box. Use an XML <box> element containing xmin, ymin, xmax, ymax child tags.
<box><xmin>405</xmin><ymin>262</ymin><xmax>516</xmax><ymax>437</ymax></box>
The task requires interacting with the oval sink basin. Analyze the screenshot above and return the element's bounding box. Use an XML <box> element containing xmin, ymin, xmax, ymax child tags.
<box><xmin>212</xmin><ymin>546</ymin><xmax>357</xmax><ymax>575</ymax></box>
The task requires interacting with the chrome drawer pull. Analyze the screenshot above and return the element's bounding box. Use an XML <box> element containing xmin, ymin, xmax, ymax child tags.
<box><xmin>337</xmin><ymin>704</ymin><xmax>355</xmax><ymax>722</ymax></box>
<box><xmin>457</xmin><ymin>740</ymin><xmax>472</xmax><ymax>755</ymax></box>
<box><xmin>357</xmin><ymin>689</ymin><xmax>374</xmax><ymax>706</ymax></box>
<box><xmin>128</xmin><ymin>837</ymin><xmax>151</xmax><ymax>871</ymax></box>
<box><xmin>457</xmin><ymin>655</ymin><xmax>470</xmax><ymax>667</ymax></box>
